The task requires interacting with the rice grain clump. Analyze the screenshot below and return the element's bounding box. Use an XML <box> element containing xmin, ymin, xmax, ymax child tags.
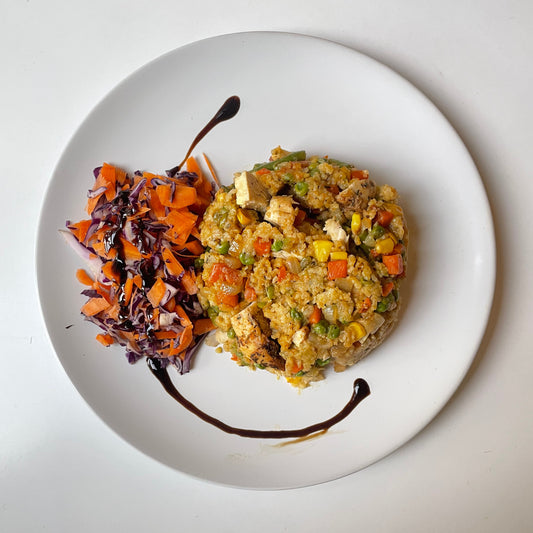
<box><xmin>197</xmin><ymin>148</ymin><xmax>408</xmax><ymax>387</ymax></box>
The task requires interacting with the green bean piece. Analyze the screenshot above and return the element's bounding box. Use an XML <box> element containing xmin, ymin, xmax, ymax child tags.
<box><xmin>294</xmin><ymin>181</ymin><xmax>309</xmax><ymax>196</ymax></box>
<box><xmin>239</xmin><ymin>251</ymin><xmax>255</xmax><ymax>266</ymax></box>
<box><xmin>290</xmin><ymin>308</ymin><xmax>303</xmax><ymax>321</ymax></box>
<box><xmin>370</xmin><ymin>224</ymin><xmax>386</xmax><ymax>239</ymax></box>
<box><xmin>252</xmin><ymin>151</ymin><xmax>307</xmax><ymax>171</ymax></box>
<box><xmin>327</xmin><ymin>158</ymin><xmax>354</xmax><ymax>168</ymax></box>
<box><xmin>327</xmin><ymin>324</ymin><xmax>341</xmax><ymax>339</ymax></box>
<box><xmin>294</xmin><ymin>370</ymin><xmax>307</xmax><ymax>377</ymax></box>
<box><xmin>271</xmin><ymin>239</ymin><xmax>284</xmax><ymax>252</ymax></box>
<box><xmin>256</xmin><ymin>363</ymin><xmax>266</xmax><ymax>370</ymax></box>
<box><xmin>315</xmin><ymin>357</ymin><xmax>332</xmax><ymax>367</ymax></box>
<box><xmin>216</xmin><ymin>241</ymin><xmax>230</xmax><ymax>254</ymax></box>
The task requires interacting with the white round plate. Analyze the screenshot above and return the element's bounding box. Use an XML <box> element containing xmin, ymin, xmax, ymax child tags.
<box><xmin>36</xmin><ymin>32</ymin><xmax>495</xmax><ymax>489</ymax></box>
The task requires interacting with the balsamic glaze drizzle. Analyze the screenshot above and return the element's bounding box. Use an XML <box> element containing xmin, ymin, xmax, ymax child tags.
<box><xmin>167</xmin><ymin>95</ymin><xmax>241</xmax><ymax>175</ymax></box>
<box><xmin>147</xmin><ymin>358</ymin><xmax>370</xmax><ymax>439</ymax></box>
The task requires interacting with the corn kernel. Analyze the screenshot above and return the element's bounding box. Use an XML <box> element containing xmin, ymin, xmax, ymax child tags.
<box><xmin>351</xmin><ymin>213</ymin><xmax>361</xmax><ymax>234</ymax></box>
<box><xmin>375</xmin><ymin>237</ymin><xmax>395</xmax><ymax>255</ymax></box>
<box><xmin>330</xmin><ymin>251</ymin><xmax>348</xmax><ymax>261</ymax></box>
<box><xmin>313</xmin><ymin>240</ymin><xmax>333</xmax><ymax>262</ymax></box>
<box><xmin>348</xmin><ymin>321</ymin><xmax>366</xmax><ymax>341</ymax></box>
<box><xmin>237</xmin><ymin>208</ymin><xmax>253</xmax><ymax>226</ymax></box>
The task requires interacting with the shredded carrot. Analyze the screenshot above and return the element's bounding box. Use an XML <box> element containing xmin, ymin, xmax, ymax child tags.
<box><xmin>162</xmin><ymin>248</ymin><xmax>185</xmax><ymax>277</ymax></box>
<box><xmin>181</xmin><ymin>270</ymin><xmax>198</xmax><ymax>295</ymax></box>
<box><xmin>96</xmin><ymin>333</ymin><xmax>115</xmax><ymax>346</ymax></box>
<box><xmin>81</xmin><ymin>297</ymin><xmax>111</xmax><ymax>317</ymax></box>
<box><xmin>122</xmin><ymin>277</ymin><xmax>134</xmax><ymax>306</ymax></box>
<box><xmin>146</xmin><ymin>277</ymin><xmax>167</xmax><ymax>307</ymax></box>
<box><xmin>194</xmin><ymin>318</ymin><xmax>216</xmax><ymax>335</ymax></box>
<box><xmin>184</xmin><ymin>239</ymin><xmax>204</xmax><ymax>256</ymax></box>
<box><xmin>76</xmin><ymin>268</ymin><xmax>94</xmax><ymax>286</ymax></box>
<box><xmin>202</xmin><ymin>153</ymin><xmax>222</xmax><ymax>189</ymax></box>
<box><xmin>101</xmin><ymin>261</ymin><xmax>120</xmax><ymax>284</ymax></box>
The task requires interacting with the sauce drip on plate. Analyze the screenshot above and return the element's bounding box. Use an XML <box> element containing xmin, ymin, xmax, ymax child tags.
<box><xmin>147</xmin><ymin>357</ymin><xmax>370</xmax><ymax>439</ymax></box>
<box><xmin>167</xmin><ymin>95</ymin><xmax>241</xmax><ymax>175</ymax></box>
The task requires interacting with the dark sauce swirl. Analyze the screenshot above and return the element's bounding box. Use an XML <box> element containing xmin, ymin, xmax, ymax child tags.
<box><xmin>147</xmin><ymin>358</ymin><xmax>370</xmax><ymax>439</ymax></box>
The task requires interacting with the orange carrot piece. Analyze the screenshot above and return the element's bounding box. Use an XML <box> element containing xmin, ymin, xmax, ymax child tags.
<box><xmin>382</xmin><ymin>281</ymin><xmax>394</xmax><ymax>297</ymax></box>
<box><xmin>170</xmin><ymin>326</ymin><xmax>193</xmax><ymax>356</ymax></box>
<box><xmin>244</xmin><ymin>284</ymin><xmax>257</xmax><ymax>302</ymax></box>
<box><xmin>100</xmin><ymin>163</ymin><xmax>117</xmax><ymax>201</ymax></box>
<box><xmin>101</xmin><ymin>261</ymin><xmax>120</xmax><ymax>284</ymax></box>
<box><xmin>76</xmin><ymin>268</ymin><xmax>94</xmax><ymax>286</ymax></box>
<box><xmin>162</xmin><ymin>248</ymin><xmax>185</xmax><ymax>277</ymax></box>
<box><xmin>148</xmin><ymin>188</ymin><xmax>166</xmax><ymax>219</ymax></box>
<box><xmin>382</xmin><ymin>254</ymin><xmax>404</xmax><ymax>276</ymax></box>
<box><xmin>120</xmin><ymin>237</ymin><xmax>145</xmax><ymax>261</ymax></box>
<box><xmin>164</xmin><ymin>297</ymin><xmax>176</xmax><ymax>312</ymax></box>
<box><xmin>217</xmin><ymin>293</ymin><xmax>239</xmax><ymax>307</ymax></box>
<box><xmin>184</xmin><ymin>239</ymin><xmax>204</xmax><ymax>255</ymax></box>
<box><xmin>202</xmin><ymin>153</ymin><xmax>222</xmax><ymax>189</ymax></box>
<box><xmin>96</xmin><ymin>333</ymin><xmax>115</xmax><ymax>347</ymax></box>
<box><xmin>308</xmin><ymin>305</ymin><xmax>322</xmax><ymax>324</ymax></box>
<box><xmin>174</xmin><ymin>304</ymin><xmax>193</xmax><ymax>327</ymax></box>
<box><xmin>146</xmin><ymin>277</ymin><xmax>167</xmax><ymax>307</ymax></box>
<box><xmin>278</xmin><ymin>264</ymin><xmax>287</xmax><ymax>281</ymax></box>
<box><xmin>122</xmin><ymin>277</ymin><xmax>134</xmax><ymax>306</ymax></box>
<box><xmin>69</xmin><ymin>219</ymin><xmax>92</xmax><ymax>243</ymax></box>
<box><xmin>186</xmin><ymin>156</ymin><xmax>204</xmax><ymax>178</ymax></box>
<box><xmin>153</xmin><ymin>330</ymin><xmax>179</xmax><ymax>340</ymax></box>
<box><xmin>81</xmin><ymin>297</ymin><xmax>111</xmax><ymax>317</ymax></box>
<box><xmin>193</xmin><ymin>318</ymin><xmax>216</xmax><ymax>335</ymax></box>
<box><xmin>180</xmin><ymin>270</ymin><xmax>198</xmax><ymax>295</ymax></box>
<box><xmin>327</xmin><ymin>259</ymin><xmax>348</xmax><ymax>280</ymax></box>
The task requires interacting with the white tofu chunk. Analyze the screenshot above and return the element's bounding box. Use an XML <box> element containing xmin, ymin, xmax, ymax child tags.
<box><xmin>264</xmin><ymin>196</ymin><xmax>296</xmax><ymax>228</ymax></box>
<box><xmin>234</xmin><ymin>171</ymin><xmax>271</xmax><ymax>212</ymax></box>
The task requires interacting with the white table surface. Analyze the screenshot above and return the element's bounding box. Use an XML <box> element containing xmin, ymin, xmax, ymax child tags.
<box><xmin>2</xmin><ymin>0</ymin><xmax>532</xmax><ymax>531</ymax></box>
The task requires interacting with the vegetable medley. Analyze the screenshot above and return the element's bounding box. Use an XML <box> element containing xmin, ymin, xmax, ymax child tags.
<box><xmin>197</xmin><ymin>147</ymin><xmax>408</xmax><ymax>387</ymax></box>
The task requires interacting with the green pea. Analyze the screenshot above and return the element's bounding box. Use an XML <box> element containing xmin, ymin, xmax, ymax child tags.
<box><xmin>290</xmin><ymin>308</ymin><xmax>303</xmax><ymax>321</ymax></box>
<box><xmin>315</xmin><ymin>357</ymin><xmax>331</xmax><ymax>367</ymax></box>
<box><xmin>377</xmin><ymin>294</ymin><xmax>394</xmax><ymax>313</ymax></box>
<box><xmin>207</xmin><ymin>306</ymin><xmax>219</xmax><ymax>320</ymax></box>
<box><xmin>227</xmin><ymin>327</ymin><xmax>236</xmax><ymax>339</ymax></box>
<box><xmin>312</xmin><ymin>320</ymin><xmax>328</xmax><ymax>336</ymax></box>
<box><xmin>294</xmin><ymin>181</ymin><xmax>309</xmax><ymax>196</ymax></box>
<box><xmin>216</xmin><ymin>241</ymin><xmax>230</xmax><ymax>254</ymax></box>
<box><xmin>271</xmin><ymin>239</ymin><xmax>284</xmax><ymax>252</ymax></box>
<box><xmin>327</xmin><ymin>324</ymin><xmax>341</xmax><ymax>339</ymax></box>
<box><xmin>266</xmin><ymin>285</ymin><xmax>275</xmax><ymax>299</ymax></box>
<box><xmin>194</xmin><ymin>257</ymin><xmax>204</xmax><ymax>269</ymax></box>
<box><xmin>256</xmin><ymin>363</ymin><xmax>266</xmax><ymax>369</ymax></box>
<box><xmin>239</xmin><ymin>252</ymin><xmax>255</xmax><ymax>266</ymax></box>
<box><xmin>282</xmin><ymin>172</ymin><xmax>294</xmax><ymax>183</ymax></box>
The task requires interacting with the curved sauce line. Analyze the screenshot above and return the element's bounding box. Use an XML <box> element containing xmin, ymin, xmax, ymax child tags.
<box><xmin>167</xmin><ymin>95</ymin><xmax>241</xmax><ymax>175</ymax></box>
<box><xmin>147</xmin><ymin>358</ymin><xmax>370</xmax><ymax>439</ymax></box>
